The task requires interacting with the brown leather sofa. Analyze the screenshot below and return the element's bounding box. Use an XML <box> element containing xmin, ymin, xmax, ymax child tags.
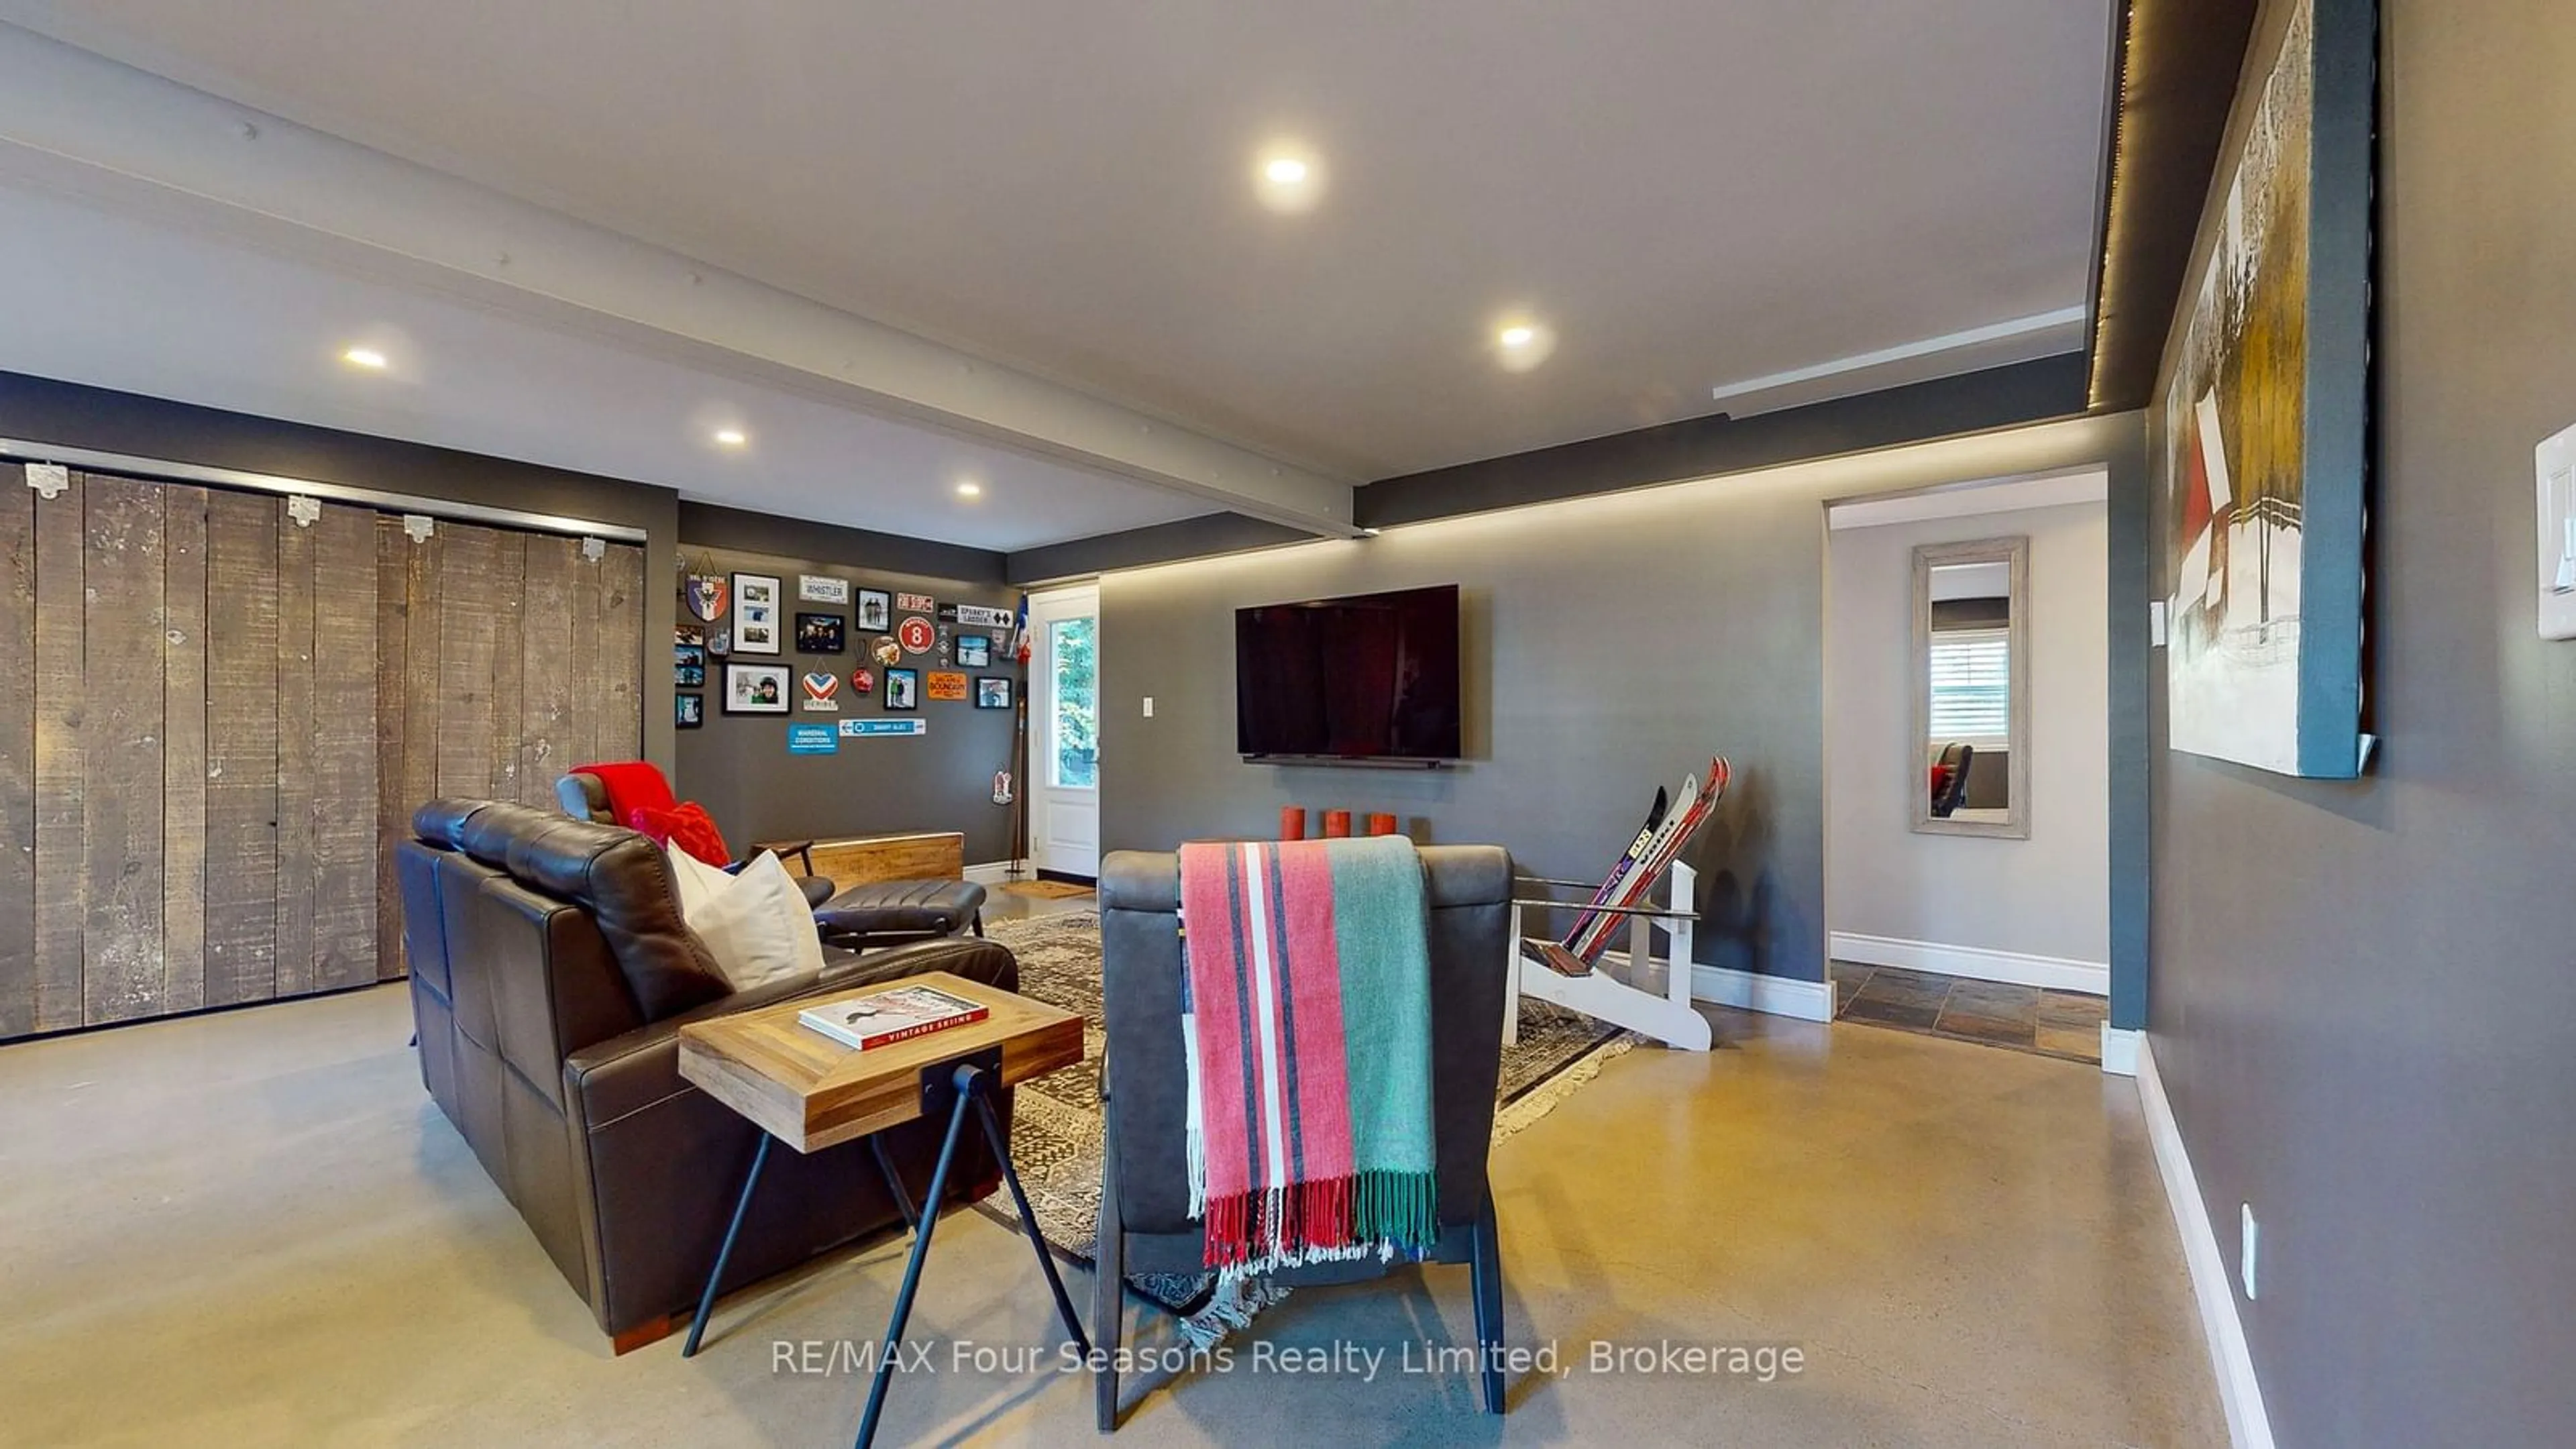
<box><xmin>555</xmin><ymin>767</ymin><xmax>990</xmax><ymax>946</ymax></box>
<box><xmin>396</xmin><ymin>798</ymin><xmax>1017</xmax><ymax>1347</ymax></box>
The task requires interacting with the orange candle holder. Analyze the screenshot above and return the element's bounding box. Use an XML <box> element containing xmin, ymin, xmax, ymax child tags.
<box><xmin>1322</xmin><ymin>809</ymin><xmax>1352</xmax><ymax>839</ymax></box>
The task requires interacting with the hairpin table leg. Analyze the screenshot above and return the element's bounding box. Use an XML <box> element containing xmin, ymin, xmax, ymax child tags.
<box><xmin>853</xmin><ymin>1061</ymin><xmax>1089</xmax><ymax>1448</ymax></box>
<box><xmin>682</xmin><ymin>1132</ymin><xmax>773</xmax><ymax>1358</ymax></box>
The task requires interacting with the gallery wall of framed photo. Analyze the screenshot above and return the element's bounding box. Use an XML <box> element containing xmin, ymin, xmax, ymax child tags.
<box><xmin>669</xmin><ymin>538</ymin><xmax>1026</xmax><ymax>867</ymax></box>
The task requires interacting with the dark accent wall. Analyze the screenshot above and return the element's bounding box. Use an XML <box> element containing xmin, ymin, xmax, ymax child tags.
<box><xmin>684</xmin><ymin>501</ymin><xmax>1005</xmax><ymax>584</ymax></box>
<box><xmin>1356</xmin><ymin>354</ymin><xmax>2089</xmax><ymax>527</ymax></box>
<box><xmin>672</xmin><ymin>521</ymin><xmax>1023</xmax><ymax>866</ymax></box>
<box><xmin>2147</xmin><ymin>1</ymin><xmax>2576</xmax><ymax>1442</ymax></box>
<box><xmin>1103</xmin><ymin>414</ymin><xmax>2138</xmax><ymax>990</ymax></box>
<box><xmin>1007</xmin><ymin>512</ymin><xmax>1314</xmax><ymax>586</ymax></box>
<box><xmin>2106</xmin><ymin>419</ymin><xmax>2153</xmax><ymax>1032</ymax></box>
<box><xmin>0</xmin><ymin>371</ymin><xmax>684</xmax><ymax>768</ymax></box>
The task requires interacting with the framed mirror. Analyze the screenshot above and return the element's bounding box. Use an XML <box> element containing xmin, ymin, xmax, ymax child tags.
<box><xmin>1912</xmin><ymin>536</ymin><xmax>2030</xmax><ymax>838</ymax></box>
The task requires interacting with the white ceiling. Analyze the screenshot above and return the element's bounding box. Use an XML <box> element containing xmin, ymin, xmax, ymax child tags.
<box><xmin>0</xmin><ymin>182</ymin><xmax>1216</xmax><ymax>551</ymax></box>
<box><xmin>0</xmin><ymin>0</ymin><xmax>2114</xmax><ymax>489</ymax></box>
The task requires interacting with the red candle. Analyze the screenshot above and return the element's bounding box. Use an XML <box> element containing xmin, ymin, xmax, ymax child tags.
<box><xmin>1366</xmin><ymin>812</ymin><xmax>1398</xmax><ymax>837</ymax></box>
<box><xmin>1280</xmin><ymin>806</ymin><xmax>1306</xmax><ymax>841</ymax></box>
<box><xmin>1322</xmin><ymin>809</ymin><xmax>1352</xmax><ymax>839</ymax></box>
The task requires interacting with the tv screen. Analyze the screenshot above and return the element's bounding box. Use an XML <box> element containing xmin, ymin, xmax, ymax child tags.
<box><xmin>1236</xmin><ymin>584</ymin><xmax>1462</xmax><ymax>760</ymax></box>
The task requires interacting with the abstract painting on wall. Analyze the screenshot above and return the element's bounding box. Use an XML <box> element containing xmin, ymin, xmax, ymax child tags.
<box><xmin>2163</xmin><ymin>0</ymin><xmax>2373</xmax><ymax>778</ymax></box>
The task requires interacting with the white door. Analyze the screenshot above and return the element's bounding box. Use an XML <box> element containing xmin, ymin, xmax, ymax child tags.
<box><xmin>1026</xmin><ymin>585</ymin><xmax>1100</xmax><ymax>879</ymax></box>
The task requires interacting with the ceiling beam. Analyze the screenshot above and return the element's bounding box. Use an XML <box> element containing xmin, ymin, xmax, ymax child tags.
<box><xmin>0</xmin><ymin>23</ymin><xmax>1359</xmax><ymax>536</ymax></box>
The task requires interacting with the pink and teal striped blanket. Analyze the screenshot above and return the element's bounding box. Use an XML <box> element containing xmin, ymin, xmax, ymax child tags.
<box><xmin>1177</xmin><ymin>835</ymin><xmax>1438</xmax><ymax>1277</ymax></box>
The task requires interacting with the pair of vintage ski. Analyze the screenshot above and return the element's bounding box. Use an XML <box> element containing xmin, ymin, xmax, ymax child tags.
<box><xmin>1524</xmin><ymin>755</ymin><xmax>1732</xmax><ymax>977</ymax></box>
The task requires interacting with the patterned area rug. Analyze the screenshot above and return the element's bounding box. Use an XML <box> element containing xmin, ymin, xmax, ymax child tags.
<box><xmin>975</xmin><ymin>909</ymin><xmax>1633</xmax><ymax>1318</ymax></box>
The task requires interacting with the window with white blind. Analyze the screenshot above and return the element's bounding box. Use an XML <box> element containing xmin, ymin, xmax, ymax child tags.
<box><xmin>1927</xmin><ymin>627</ymin><xmax>2010</xmax><ymax>744</ymax></box>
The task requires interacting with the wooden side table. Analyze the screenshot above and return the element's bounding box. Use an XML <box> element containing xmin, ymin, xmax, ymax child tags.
<box><xmin>676</xmin><ymin>971</ymin><xmax>1087</xmax><ymax>1449</ymax></box>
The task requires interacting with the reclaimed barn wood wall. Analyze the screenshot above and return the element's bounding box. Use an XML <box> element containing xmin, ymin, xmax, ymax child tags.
<box><xmin>0</xmin><ymin>463</ymin><xmax>643</xmax><ymax>1040</ymax></box>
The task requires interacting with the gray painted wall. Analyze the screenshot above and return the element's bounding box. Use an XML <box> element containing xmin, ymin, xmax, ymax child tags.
<box><xmin>1103</xmin><ymin>413</ymin><xmax>2139</xmax><ymax>987</ymax></box>
<box><xmin>1827</xmin><ymin>498</ymin><xmax>2110</xmax><ymax>966</ymax></box>
<box><xmin>672</xmin><ymin>540</ymin><xmax>1024</xmax><ymax>866</ymax></box>
<box><xmin>2146</xmin><ymin>1</ymin><xmax>2576</xmax><ymax>1442</ymax></box>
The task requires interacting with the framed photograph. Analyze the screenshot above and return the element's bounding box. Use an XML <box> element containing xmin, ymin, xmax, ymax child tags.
<box><xmin>676</xmin><ymin>693</ymin><xmax>705</xmax><ymax>729</ymax></box>
<box><xmin>884</xmin><ymin>667</ymin><xmax>920</xmax><ymax>711</ymax></box>
<box><xmin>856</xmin><ymin>588</ymin><xmax>893</xmax><ymax>632</ymax></box>
<box><xmin>675</xmin><ymin>642</ymin><xmax>706</xmax><ymax>688</ymax></box>
<box><xmin>975</xmin><ymin>676</ymin><xmax>1014</xmax><ymax>710</ymax></box>
<box><xmin>732</xmin><ymin>573</ymin><xmax>783</xmax><ymax>655</ymax></box>
<box><xmin>675</xmin><ymin>623</ymin><xmax>705</xmax><ymax>649</ymax></box>
<box><xmin>955</xmin><ymin>634</ymin><xmax>991</xmax><ymax>667</ymax></box>
<box><xmin>795</xmin><ymin>612</ymin><xmax>847</xmax><ymax>653</ymax></box>
<box><xmin>723</xmin><ymin>662</ymin><xmax>791</xmax><ymax>714</ymax></box>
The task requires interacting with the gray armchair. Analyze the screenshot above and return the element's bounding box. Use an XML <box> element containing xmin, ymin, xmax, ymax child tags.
<box><xmin>1093</xmin><ymin>845</ymin><xmax>1517</xmax><ymax>1428</ymax></box>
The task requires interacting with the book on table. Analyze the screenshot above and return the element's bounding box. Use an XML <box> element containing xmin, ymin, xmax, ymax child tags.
<box><xmin>797</xmin><ymin>983</ymin><xmax>989</xmax><ymax>1051</ymax></box>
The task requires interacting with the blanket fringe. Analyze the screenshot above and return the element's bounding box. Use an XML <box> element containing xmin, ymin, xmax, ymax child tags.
<box><xmin>1200</xmin><ymin>1170</ymin><xmax>1438</xmax><ymax>1275</ymax></box>
<box><xmin>1175</xmin><ymin>1275</ymin><xmax>1293</xmax><ymax>1351</ymax></box>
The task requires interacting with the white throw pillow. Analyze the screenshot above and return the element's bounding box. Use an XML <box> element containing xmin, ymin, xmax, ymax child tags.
<box><xmin>663</xmin><ymin>846</ymin><xmax>826</xmax><ymax>993</ymax></box>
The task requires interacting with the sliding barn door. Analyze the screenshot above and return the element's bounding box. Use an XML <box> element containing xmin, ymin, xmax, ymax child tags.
<box><xmin>0</xmin><ymin>462</ymin><xmax>644</xmax><ymax>1038</ymax></box>
<box><xmin>371</xmin><ymin>521</ymin><xmax>644</xmax><ymax>976</ymax></box>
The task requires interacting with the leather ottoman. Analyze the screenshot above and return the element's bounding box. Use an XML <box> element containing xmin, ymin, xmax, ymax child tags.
<box><xmin>814</xmin><ymin>878</ymin><xmax>989</xmax><ymax>948</ymax></box>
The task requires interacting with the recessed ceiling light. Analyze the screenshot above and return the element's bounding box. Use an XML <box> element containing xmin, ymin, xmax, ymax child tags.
<box><xmin>1253</xmin><ymin>144</ymin><xmax>1324</xmax><ymax>213</ymax></box>
<box><xmin>341</xmin><ymin>346</ymin><xmax>388</xmax><ymax>370</ymax></box>
<box><xmin>1491</xmin><ymin>317</ymin><xmax>1555</xmax><ymax>372</ymax></box>
<box><xmin>712</xmin><ymin>428</ymin><xmax>747</xmax><ymax>447</ymax></box>
<box><xmin>955</xmin><ymin>480</ymin><xmax>983</xmax><ymax>498</ymax></box>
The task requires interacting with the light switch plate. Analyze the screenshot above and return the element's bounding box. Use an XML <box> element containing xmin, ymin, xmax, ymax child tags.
<box><xmin>2149</xmin><ymin>600</ymin><xmax>2169</xmax><ymax>647</ymax></box>
<box><xmin>1142</xmin><ymin>696</ymin><xmax>1155</xmax><ymax>718</ymax></box>
<box><xmin>2537</xmin><ymin>421</ymin><xmax>2576</xmax><ymax>638</ymax></box>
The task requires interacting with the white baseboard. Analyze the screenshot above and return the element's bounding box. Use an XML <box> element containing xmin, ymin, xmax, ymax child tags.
<box><xmin>1691</xmin><ymin>963</ymin><xmax>1837</xmax><ymax>1022</ymax></box>
<box><xmin>1592</xmin><ymin>951</ymin><xmax>1839</xmax><ymax>1024</ymax></box>
<box><xmin>1829</xmin><ymin>931</ymin><xmax>2108</xmax><ymax>995</ymax></box>
<box><xmin>2099</xmin><ymin>1024</ymin><xmax>2141</xmax><ymax>1077</ymax></box>
<box><xmin>2136</xmin><ymin>1038</ymin><xmax>2274</xmax><ymax>1449</ymax></box>
<box><xmin>964</xmin><ymin>861</ymin><xmax>1018</xmax><ymax>885</ymax></box>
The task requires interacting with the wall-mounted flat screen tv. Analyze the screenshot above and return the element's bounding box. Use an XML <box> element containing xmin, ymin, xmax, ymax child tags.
<box><xmin>1235</xmin><ymin>584</ymin><xmax>1462</xmax><ymax>761</ymax></box>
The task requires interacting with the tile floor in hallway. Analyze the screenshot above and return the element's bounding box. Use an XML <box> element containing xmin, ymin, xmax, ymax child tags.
<box><xmin>1829</xmin><ymin>963</ymin><xmax>2109</xmax><ymax>1064</ymax></box>
<box><xmin>1</xmin><ymin>964</ymin><xmax>2218</xmax><ymax>1447</ymax></box>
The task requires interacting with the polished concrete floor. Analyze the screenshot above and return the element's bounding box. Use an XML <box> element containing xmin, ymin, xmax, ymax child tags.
<box><xmin>2</xmin><ymin>977</ymin><xmax>2222</xmax><ymax>1447</ymax></box>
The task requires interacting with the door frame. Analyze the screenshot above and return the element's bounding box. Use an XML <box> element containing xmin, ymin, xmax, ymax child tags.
<box><xmin>1023</xmin><ymin>583</ymin><xmax>1101</xmax><ymax>881</ymax></box>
